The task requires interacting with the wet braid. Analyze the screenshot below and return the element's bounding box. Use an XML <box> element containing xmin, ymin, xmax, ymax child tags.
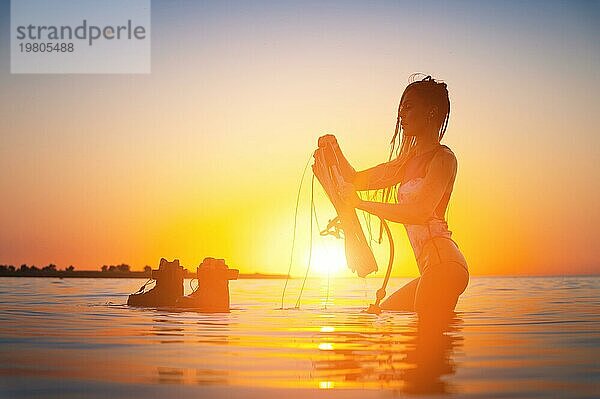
<box><xmin>381</xmin><ymin>74</ymin><xmax>450</xmax><ymax>205</ymax></box>
<box><xmin>390</xmin><ymin>74</ymin><xmax>450</xmax><ymax>159</ymax></box>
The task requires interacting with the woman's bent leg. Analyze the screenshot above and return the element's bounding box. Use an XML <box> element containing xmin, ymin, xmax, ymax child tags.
<box><xmin>380</xmin><ymin>277</ymin><xmax>420</xmax><ymax>311</ymax></box>
<box><xmin>414</xmin><ymin>262</ymin><xmax>468</xmax><ymax>318</ymax></box>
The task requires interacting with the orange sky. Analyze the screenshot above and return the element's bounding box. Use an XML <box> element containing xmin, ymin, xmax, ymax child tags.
<box><xmin>0</xmin><ymin>1</ymin><xmax>598</xmax><ymax>276</ymax></box>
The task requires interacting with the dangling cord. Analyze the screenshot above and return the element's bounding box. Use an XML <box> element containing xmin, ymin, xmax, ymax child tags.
<box><xmin>280</xmin><ymin>154</ymin><xmax>312</xmax><ymax>309</ymax></box>
<box><xmin>311</xmin><ymin>183</ymin><xmax>322</xmax><ymax>233</ymax></box>
<box><xmin>324</xmin><ymin>264</ymin><xmax>330</xmax><ymax>310</ymax></box>
<box><xmin>311</xmin><ymin>175</ymin><xmax>329</xmax><ymax>310</ymax></box>
<box><xmin>189</xmin><ymin>277</ymin><xmax>199</xmax><ymax>295</ymax></box>
<box><xmin>359</xmin><ymin>192</ymin><xmax>375</xmax><ymax>249</ymax></box>
<box><xmin>366</xmin><ymin>217</ymin><xmax>394</xmax><ymax>315</ymax></box>
<box><xmin>133</xmin><ymin>278</ymin><xmax>154</xmax><ymax>294</ymax></box>
<box><xmin>295</xmin><ymin>173</ymin><xmax>316</xmax><ymax>309</ymax></box>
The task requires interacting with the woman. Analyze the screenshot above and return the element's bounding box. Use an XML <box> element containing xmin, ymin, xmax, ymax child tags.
<box><xmin>327</xmin><ymin>75</ymin><xmax>468</xmax><ymax>317</ymax></box>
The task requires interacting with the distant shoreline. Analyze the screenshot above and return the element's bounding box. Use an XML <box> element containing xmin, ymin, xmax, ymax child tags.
<box><xmin>0</xmin><ymin>270</ymin><xmax>289</xmax><ymax>279</ymax></box>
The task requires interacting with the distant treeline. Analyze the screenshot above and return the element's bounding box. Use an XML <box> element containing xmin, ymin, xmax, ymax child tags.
<box><xmin>0</xmin><ymin>263</ymin><xmax>288</xmax><ymax>279</ymax></box>
<box><xmin>0</xmin><ymin>263</ymin><xmax>149</xmax><ymax>278</ymax></box>
<box><xmin>0</xmin><ymin>263</ymin><xmax>148</xmax><ymax>273</ymax></box>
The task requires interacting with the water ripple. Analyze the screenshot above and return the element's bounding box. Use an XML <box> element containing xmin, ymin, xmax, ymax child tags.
<box><xmin>0</xmin><ymin>276</ymin><xmax>598</xmax><ymax>398</ymax></box>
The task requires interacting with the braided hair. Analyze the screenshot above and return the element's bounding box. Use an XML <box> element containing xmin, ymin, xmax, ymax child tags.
<box><xmin>389</xmin><ymin>74</ymin><xmax>450</xmax><ymax>163</ymax></box>
<box><xmin>381</xmin><ymin>74</ymin><xmax>451</xmax><ymax>204</ymax></box>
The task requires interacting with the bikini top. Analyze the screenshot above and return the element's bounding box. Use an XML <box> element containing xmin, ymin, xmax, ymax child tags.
<box><xmin>397</xmin><ymin>145</ymin><xmax>457</xmax><ymax>268</ymax></box>
<box><xmin>400</xmin><ymin>145</ymin><xmax>453</xmax><ymax>219</ymax></box>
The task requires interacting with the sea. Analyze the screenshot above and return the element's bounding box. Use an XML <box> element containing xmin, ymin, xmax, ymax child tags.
<box><xmin>0</xmin><ymin>276</ymin><xmax>598</xmax><ymax>398</ymax></box>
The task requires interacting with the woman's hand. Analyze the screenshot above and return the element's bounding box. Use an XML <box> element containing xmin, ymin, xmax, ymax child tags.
<box><xmin>338</xmin><ymin>180</ymin><xmax>361</xmax><ymax>207</ymax></box>
<box><xmin>317</xmin><ymin>134</ymin><xmax>359</xmax><ymax>185</ymax></box>
<box><xmin>332</xmin><ymin>165</ymin><xmax>360</xmax><ymax>207</ymax></box>
<box><xmin>318</xmin><ymin>134</ymin><xmax>337</xmax><ymax>148</ymax></box>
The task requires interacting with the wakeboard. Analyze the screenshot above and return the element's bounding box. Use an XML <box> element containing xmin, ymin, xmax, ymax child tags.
<box><xmin>312</xmin><ymin>137</ymin><xmax>378</xmax><ymax>277</ymax></box>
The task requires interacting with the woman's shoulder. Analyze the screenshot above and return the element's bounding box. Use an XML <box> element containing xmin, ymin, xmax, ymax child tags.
<box><xmin>437</xmin><ymin>145</ymin><xmax>457</xmax><ymax>163</ymax></box>
<box><xmin>428</xmin><ymin>145</ymin><xmax>457</xmax><ymax>174</ymax></box>
<box><xmin>439</xmin><ymin>144</ymin><xmax>455</xmax><ymax>155</ymax></box>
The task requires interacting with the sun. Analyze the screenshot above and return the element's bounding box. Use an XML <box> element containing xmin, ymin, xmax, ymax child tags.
<box><xmin>311</xmin><ymin>241</ymin><xmax>347</xmax><ymax>276</ymax></box>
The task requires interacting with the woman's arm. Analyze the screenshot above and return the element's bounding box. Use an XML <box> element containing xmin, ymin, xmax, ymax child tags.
<box><xmin>352</xmin><ymin>158</ymin><xmax>404</xmax><ymax>190</ymax></box>
<box><xmin>318</xmin><ymin>135</ymin><xmax>403</xmax><ymax>191</ymax></box>
<box><xmin>339</xmin><ymin>149</ymin><xmax>457</xmax><ymax>224</ymax></box>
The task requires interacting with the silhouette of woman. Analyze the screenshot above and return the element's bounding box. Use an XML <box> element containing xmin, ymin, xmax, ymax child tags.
<box><xmin>326</xmin><ymin>75</ymin><xmax>468</xmax><ymax>317</ymax></box>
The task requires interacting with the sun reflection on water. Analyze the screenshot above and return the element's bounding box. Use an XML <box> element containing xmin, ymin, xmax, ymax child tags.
<box><xmin>319</xmin><ymin>381</ymin><xmax>335</xmax><ymax>389</ymax></box>
<box><xmin>318</xmin><ymin>342</ymin><xmax>334</xmax><ymax>351</ymax></box>
<box><xmin>1</xmin><ymin>277</ymin><xmax>598</xmax><ymax>397</ymax></box>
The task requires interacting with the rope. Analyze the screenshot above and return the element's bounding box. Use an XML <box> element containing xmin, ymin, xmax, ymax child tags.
<box><xmin>312</xmin><ymin>180</ymin><xmax>330</xmax><ymax>310</ymax></box>
<box><xmin>280</xmin><ymin>154</ymin><xmax>312</xmax><ymax>309</ymax></box>
<box><xmin>311</xmin><ymin>187</ymin><xmax>322</xmax><ymax>233</ymax></box>
<box><xmin>366</xmin><ymin>217</ymin><xmax>395</xmax><ymax>314</ymax></box>
<box><xmin>189</xmin><ymin>277</ymin><xmax>198</xmax><ymax>294</ymax></box>
<box><xmin>133</xmin><ymin>278</ymin><xmax>154</xmax><ymax>294</ymax></box>
<box><xmin>325</xmin><ymin>262</ymin><xmax>330</xmax><ymax>310</ymax></box>
<box><xmin>359</xmin><ymin>192</ymin><xmax>375</xmax><ymax>249</ymax></box>
<box><xmin>294</xmin><ymin>173</ymin><xmax>316</xmax><ymax>308</ymax></box>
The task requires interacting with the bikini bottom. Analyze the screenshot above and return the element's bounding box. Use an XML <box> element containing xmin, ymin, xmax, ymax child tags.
<box><xmin>417</xmin><ymin>237</ymin><xmax>469</xmax><ymax>307</ymax></box>
<box><xmin>380</xmin><ymin>237</ymin><xmax>469</xmax><ymax>313</ymax></box>
<box><xmin>418</xmin><ymin>237</ymin><xmax>468</xmax><ymax>273</ymax></box>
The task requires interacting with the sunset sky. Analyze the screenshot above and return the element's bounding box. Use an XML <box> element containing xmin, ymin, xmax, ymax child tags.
<box><xmin>0</xmin><ymin>1</ymin><xmax>598</xmax><ymax>277</ymax></box>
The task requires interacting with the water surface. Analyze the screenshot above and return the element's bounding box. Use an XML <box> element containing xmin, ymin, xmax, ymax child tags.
<box><xmin>0</xmin><ymin>276</ymin><xmax>598</xmax><ymax>398</ymax></box>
